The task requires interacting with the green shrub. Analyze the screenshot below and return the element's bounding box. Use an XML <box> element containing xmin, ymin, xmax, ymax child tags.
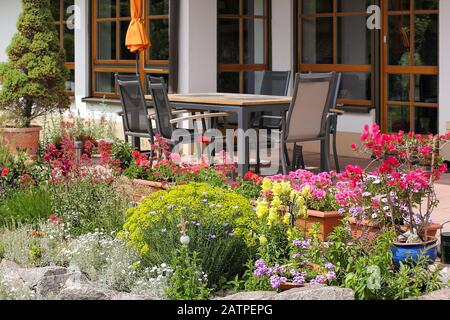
<box><xmin>164</xmin><ymin>245</ymin><xmax>211</xmax><ymax>300</ymax></box>
<box><xmin>121</xmin><ymin>183</ymin><xmax>257</xmax><ymax>287</ymax></box>
<box><xmin>0</xmin><ymin>186</ymin><xmax>53</xmax><ymax>227</ymax></box>
<box><xmin>51</xmin><ymin>179</ymin><xmax>130</xmax><ymax>236</ymax></box>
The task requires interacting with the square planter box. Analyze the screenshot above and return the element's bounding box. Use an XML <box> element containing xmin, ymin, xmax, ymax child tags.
<box><xmin>296</xmin><ymin>210</ymin><xmax>342</xmax><ymax>241</ymax></box>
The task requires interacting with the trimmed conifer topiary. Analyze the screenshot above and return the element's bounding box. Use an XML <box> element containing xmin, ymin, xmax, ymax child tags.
<box><xmin>0</xmin><ymin>0</ymin><xmax>70</xmax><ymax>128</ymax></box>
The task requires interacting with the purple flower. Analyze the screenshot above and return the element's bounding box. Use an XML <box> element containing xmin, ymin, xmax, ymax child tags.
<box><xmin>254</xmin><ymin>259</ymin><xmax>271</xmax><ymax>277</ymax></box>
<box><xmin>324</xmin><ymin>262</ymin><xmax>335</xmax><ymax>271</ymax></box>
<box><xmin>270</xmin><ymin>275</ymin><xmax>287</xmax><ymax>289</ymax></box>
<box><xmin>208</xmin><ymin>234</ymin><xmax>217</xmax><ymax>239</ymax></box>
<box><xmin>326</xmin><ymin>271</ymin><xmax>336</xmax><ymax>281</ymax></box>
<box><xmin>338</xmin><ymin>208</ymin><xmax>346</xmax><ymax>215</ymax></box>
<box><xmin>310</xmin><ymin>275</ymin><xmax>327</xmax><ymax>285</ymax></box>
<box><xmin>292</xmin><ymin>240</ymin><xmax>311</xmax><ymax>250</ymax></box>
<box><xmin>292</xmin><ymin>253</ymin><xmax>301</xmax><ymax>259</ymax></box>
<box><xmin>225</xmin><ymin>230</ymin><xmax>234</xmax><ymax>237</ymax></box>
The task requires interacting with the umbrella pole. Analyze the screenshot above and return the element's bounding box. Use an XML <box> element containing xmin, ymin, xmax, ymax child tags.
<box><xmin>135</xmin><ymin>52</ymin><xmax>140</xmax><ymax>76</ymax></box>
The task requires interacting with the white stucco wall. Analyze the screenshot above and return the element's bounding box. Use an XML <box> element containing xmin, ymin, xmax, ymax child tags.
<box><xmin>0</xmin><ymin>1</ymin><xmax>21</xmax><ymax>62</ymax></box>
<box><xmin>178</xmin><ymin>0</ymin><xmax>217</xmax><ymax>93</ymax></box>
<box><xmin>439</xmin><ymin>0</ymin><xmax>450</xmax><ymax>136</ymax></box>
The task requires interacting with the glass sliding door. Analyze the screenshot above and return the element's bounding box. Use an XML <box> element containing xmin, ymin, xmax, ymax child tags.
<box><xmin>217</xmin><ymin>0</ymin><xmax>269</xmax><ymax>93</ymax></box>
<box><xmin>382</xmin><ymin>0</ymin><xmax>439</xmax><ymax>134</ymax></box>
<box><xmin>298</xmin><ymin>0</ymin><xmax>373</xmax><ymax>109</ymax></box>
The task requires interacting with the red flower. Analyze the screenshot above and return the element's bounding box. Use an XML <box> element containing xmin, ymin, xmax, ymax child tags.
<box><xmin>131</xmin><ymin>151</ymin><xmax>141</xmax><ymax>158</ymax></box>
<box><xmin>1</xmin><ymin>168</ymin><xmax>8</xmax><ymax>176</ymax></box>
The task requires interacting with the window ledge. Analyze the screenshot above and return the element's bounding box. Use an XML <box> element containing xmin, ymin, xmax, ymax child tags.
<box><xmin>82</xmin><ymin>97</ymin><xmax>121</xmax><ymax>105</ymax></box>
<box><xmin>337</xmin><ymin>105</ymin><xmax>374</xmax><ymax>114</ymax></box>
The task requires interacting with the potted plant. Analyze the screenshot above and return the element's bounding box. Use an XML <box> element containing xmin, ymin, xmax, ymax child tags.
<box><xmin>347</xmin><ymin>124</ymin><xmax>450</xmax><ymax>265</ymax></box>
<box><xmin>0</xmin><ymin>0</ymin><xmax>70</xmax><ymax>156</ymax></box>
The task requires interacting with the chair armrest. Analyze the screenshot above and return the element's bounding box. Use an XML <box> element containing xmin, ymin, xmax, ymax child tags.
<box><xmin>330</xmin><ymin>108</ymin><xmax>345</xmax><ymax>115</ymax></box>
<box><xmin>147</xmin><ymin>109</ymin><xmax>190</xmax><ymax>120</ymax></box>
<box><xmin>169</xmin><ymin>112</ymin><xmax>230</xmax><ymax>125</ymax></box>
<box><xmin>259</xmin><ymin>115</ymin><xmax>284</xmax><ymax>120</ymax></box>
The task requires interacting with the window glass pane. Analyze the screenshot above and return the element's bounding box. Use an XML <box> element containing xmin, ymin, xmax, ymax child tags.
<box><xmin>50</xmin><ymin>0</ymin><xmax>61</xmax><ymax>20</ymax></box>
<box><xmin>218</xmin><ymin>73</ymin><xmax>240</xmax><ymax>93</ymax></box>
<box><xmin>338</xmin><ymin>16</ymin><xmax>371</xmax><ymax>65</ymax></box>
<box><xmin>387</xmin><ymin>105</ymin><xmax>410</xmax><ymax>133</ymax></box>
<box><xmin>337</xmin><ymin>0</ymin><xmax>372</xmax><ymax>12</ymax></box>
<box><xmin>243</xmin><ymin>71</ymin><xmax>265</xmax><ymax>94</ymax></box>
<box><xmin>120</xmin><ymin>0</ymin><xmax>131</xmax><ymax>17</ymax></box>
<box><xmin>149</xmin><ymin>0</ymin><xmax>169</xmax><ymax>15</ymax></box>
<box><xmin>218</xmin><ymin>0</ymin><xmax>239</xmax><ymax>15</ymax></box>
<box><xmin>414</xmin><ymin>14</ymin><xmax>438</xmax><ymax>66</ymax></box>
<box><xmin>338</xmin><ymin>72</ymin><xmax>371</xmax><ymax>101</ymax></box>
<box><xmin>218</xmin><ymin>19</ymin><xmax>240</xmax><ymax>64</ymax></box>
<box><xmin>415</xmin><ymin>0</ymin><xmax>438</xmax><ymax>10</ymax></box>
<box><xmin>302</xmin><ymin>0</ymin><xmax>333</xmax><ymax>14</ymax></box>
<box><xmin>244</xmin><ymin>18</ymin><xmax>265</xmax><ymax>64</ymax></box>
<box><xmin>387</xmin><ymin>15</ymin><xmax>411</xmax><ymax>65</ymax></box>
<box><xmin>244</xmin><ymin>0</ymin><xmax>265</xmax><ymax>16</ymax></box>
<box><xmin>97</xmin><ymin>21</ymin><xmax>116</xmax><ymax>60</ymax></box>
<box><xmin>415</xmin><ymin>107</ymin><xmax>438</xmax><ymax>134</ymax></box>
<box><xmin>66</xmin><ymin>68</ymin><xmax>75</xmax><ymax>92</ymax></box>
<box><xmin>388</xmin><ymin>0</ymin><xmax>410</xmax><ymax>11</ymax></box>
<box><xmin>64</xmin><ymin>0</ymin><xmax>74</xmax><ymax>20</ymax></box>
<box><xmin>95</xmin><ymin>72</ymin><xmax>115</xmax><ymax>93</ymax></box>
<box><xmin>97</xmin><ymin>0</ymin><xmax>116</xmax><ymax>18</ymax></box>
<box><xmin>149</xmin><ymin>19</ymin><xmax>169</xmax><ymax>60</ymax></box>
<box><xmin>388</xmin><ymin>74</ymin><xmax>410</xmax><ymax>102</ymax></box>
<box><xmin>414</xmin><ymin>75</ymin><xmax>438</xmax><ymax>103</ymax></box>
<box><xmin>301</xmin><ymin>17</ymin><xmax>333</xmax><ymax>64</ymax></box>
<box><xmin>120</xmin><ymin>21</ymin><xmax>135</xmax><ymax>60</ymax></box>
<box><xmin>63</xmin><ymin>26</ymin><xmax>74</xmax><ymax>62</ymax></box>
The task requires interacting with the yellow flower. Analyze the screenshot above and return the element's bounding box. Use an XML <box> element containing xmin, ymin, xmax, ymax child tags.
<box><xmin>296</xmin><ymin>196</ymin><xmax>306</xmax><ymax>207</ymax></box>
<box><xmin>283</xmin><ymin>212</ymin><xmax>291</xmax><ymax>225</ymax></box>
<box><xmin>297</xmin><ymin>205</ymin><xmax>308</xmax><ymax>219</ymax></box>
<box><xmin>271</xmin><ymin>196</ymin><xmax>282</xmax><ymax>209</ymax></box>
<box><xmin>267</xmin><ymin>207</ymin><xmax>280</xmax><ymax>226</ymax></box>
<box><xmin>271</xmin><ymin>182</ymin><xmax>283</xmax><ymax>197</ymax></box>
<box><xmin>261</xmin><ymin>178</ymin><xmax>272</xmax><ymax>193</ymax></box>
<box><xmin>259</xmin><ymin>235</ymin><xmax>268</xmax><ymax>245</ymax></box>
<box><xmin>256</xmin><ymin>200</ymin><xmax>269</xmax><ymax>219</ymax></box>
<box><xmin>301</xmin><ymin>185</ymin><xmax>311</xmax><ymax>198</ymax></box>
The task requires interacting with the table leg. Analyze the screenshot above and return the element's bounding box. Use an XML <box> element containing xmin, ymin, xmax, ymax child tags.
<box><xmin>237</xmin><ymin>109</ymin><xmax>250</xmax><ymax>177</ymax></box>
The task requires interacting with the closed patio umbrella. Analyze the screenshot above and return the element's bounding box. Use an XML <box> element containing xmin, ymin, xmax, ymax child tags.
<box><xmin>125</xmin><ymin>0</ymin><xmax>151</xmax><ymax>75</ymax></box>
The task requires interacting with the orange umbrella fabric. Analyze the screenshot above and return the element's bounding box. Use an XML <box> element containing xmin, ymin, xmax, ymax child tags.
<box><xmin>125</xmin><ymin>0</ymin><xmax>151</xmax><ymax>53</ymax></box>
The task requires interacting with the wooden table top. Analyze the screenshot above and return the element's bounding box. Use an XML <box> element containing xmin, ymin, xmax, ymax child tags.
<box><xmin>145</xmin><ymin>93</ymin><xmax>292</xmax><ymax>106</ymax></box>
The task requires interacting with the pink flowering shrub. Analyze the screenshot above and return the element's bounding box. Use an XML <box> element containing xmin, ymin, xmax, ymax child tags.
<box><xmin>342</xmin><ymin>124</ymin><xmax>450</xmax><ymax>241</ymax></box>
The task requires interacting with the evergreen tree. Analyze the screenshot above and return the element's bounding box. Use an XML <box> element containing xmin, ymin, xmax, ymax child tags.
<box><xmin>0</xmin><ymin>0</ymin><xmax>70</xmax><ymax>128</ymax></box>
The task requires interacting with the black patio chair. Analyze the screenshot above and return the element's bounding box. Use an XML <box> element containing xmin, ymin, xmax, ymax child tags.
<box><xmin>256</xmin><ymin>72</ymin><xmax>342</xmax><ymax>174</ymax></box>
<box><xmin>148</xmin><ymin>76</ymin><xmax>230</xmax><ymax>159</ymax></box>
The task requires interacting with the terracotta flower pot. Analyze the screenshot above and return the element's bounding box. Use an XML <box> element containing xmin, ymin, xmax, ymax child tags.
<box><xmin>131</xmin><ymin>179</ymin><xmax>172</xmax><ymax>202</ymax></box>
<box><xmin>279</xmin><ymin>282</ymin><xmax>309</xmax><ymax>291</ymax></box>
<box><xmin>296</xmin><ymin>210</ymin><xmax>342</xmax><ymax>241</ymax></box>
<box><xmin>0</xmin><ymin>126</ymin><xmax>41</xmax><ymax>157</ymax></box>
<box><xmin>345</xmin><ymin>217</ymin><xmax>381</xmax><ymax>239</ymax></box>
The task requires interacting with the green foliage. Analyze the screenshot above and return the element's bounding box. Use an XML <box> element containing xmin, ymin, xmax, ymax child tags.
<box><xmin>325</xmin><ymin>224</ymin><xmax>443</xmax><ymax>300</ymax></box>
<box><xmin>164</xmin><ymin>245</ymin><xmax>211</xmax><ymax>300</ymax></box>
<box><xmin>111</xmin><ymin>139</ymin><xmax>135</xmax><ymax>168</ymax></box>
<box><xmin>0</xmin><ymin>186</ymin><xmax>53</xmax><ymax>227</ymax></box>
<box><xmin>121</xmin><ymin>183</ymin><xmax>257</xmax><ymax>287</ymax></box>
<box><xmin>0</xmin><ymin>0</ymin><xmax>69</xmax><ymax>127</ymax></box>
<box><xmin>51</xmin><ymin>179</ymin><xmax>129</xmax><ymax>237</ymax></box>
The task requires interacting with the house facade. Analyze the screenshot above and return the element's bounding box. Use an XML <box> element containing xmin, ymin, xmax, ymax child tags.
<box><xmin>0</xmin><ymin>0</ymin><xmax>448</xmax><ymax>157</ymax></box>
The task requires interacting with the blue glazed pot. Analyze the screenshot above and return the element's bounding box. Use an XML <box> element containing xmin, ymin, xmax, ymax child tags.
<box><xmin>391</xmin><ymin>238</ymin><xmax>438</xmax><ymax>268</ymax></box>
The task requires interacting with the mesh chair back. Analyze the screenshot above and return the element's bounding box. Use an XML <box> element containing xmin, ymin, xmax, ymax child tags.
<box><xmin>285</xmin><ymin>72</ymin><xmax>341</xmax><ymax>142</ymax></box>
<box><xmin>257</xmin><ymin>71</ymin><xmax>291</xmax><ymax>96</ymax></box>
<box><xmin>116</xmin><ymin>74</ymin><xmax>151</xmax><ymax>134</ymax></box>
<box><xmin>148</xmin><ymin>76</ymin><xmax>174</xmax><ymax>140</ymax></box>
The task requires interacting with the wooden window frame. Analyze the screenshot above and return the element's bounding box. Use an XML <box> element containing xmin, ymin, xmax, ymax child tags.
<box><xmin>218</xmin><ymin>0</ymin><xmax>271</xmax><ymax>93</ymax></box>
<box><xmin>91</xmin><ymin>0</ymin><xmax>171</xmax><ymax>98</ymax></box>
<box><xmin>381</xmin><ymin>0</ymin><xmax>439</xmax><ymax>133</ymax></box>
<box><xmin>53</xmin><ymin>0</ymin><xmax>75</xmax><ymax>96</ymax></box>
<box><xmin>297</xmin><ymin>0</ymin><xmax>373</xmax><ymax>108</ymax></box>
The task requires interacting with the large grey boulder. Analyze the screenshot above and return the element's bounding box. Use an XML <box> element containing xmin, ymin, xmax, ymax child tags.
<box><xmin>417</xmin><ymin>289</ymin><xmax>450</xmax><ymax>300</ymax></box>
<box><xmin>216</xmin><ymin>291</ymin><xmax>277</xmax><ymax>300</ymax></box>
<box><xmin>274</xmin><ymin>285</ymin><xmax>355</xmax><ymax>300</ymax></box>
<box><xmin>57</xmin><ymin>282</ymin><xmax>149</xmax><ymax>300</ymax></box>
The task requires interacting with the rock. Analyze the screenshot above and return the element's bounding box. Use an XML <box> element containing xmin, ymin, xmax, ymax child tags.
<box><xmin>417</xmin><ymin>289</ymin><xmax>450</xmax><ymax>300</ymax></box>
<box><xmin>18</xmin><ymin>266</ymin><xmax>68</xmax><ymax>288</ymax></box>
<box><xmin>439</xmin><ymin>266</ymin><xmax>450</xmax><ymax>285</ymax></box>
<box><xmin>57</xmin><ymin>283</ymin><xmax>113</xmax><ymax>300</ymax></box>
<box><xmin>274</xmin><ymin>285</ymin><xmax>355</xmax><ymax>300</ymax></box>
<box><xmin>216</xmin><ymin>291</ymin><xmax>277</xmax><ymax>300</ymax></box>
